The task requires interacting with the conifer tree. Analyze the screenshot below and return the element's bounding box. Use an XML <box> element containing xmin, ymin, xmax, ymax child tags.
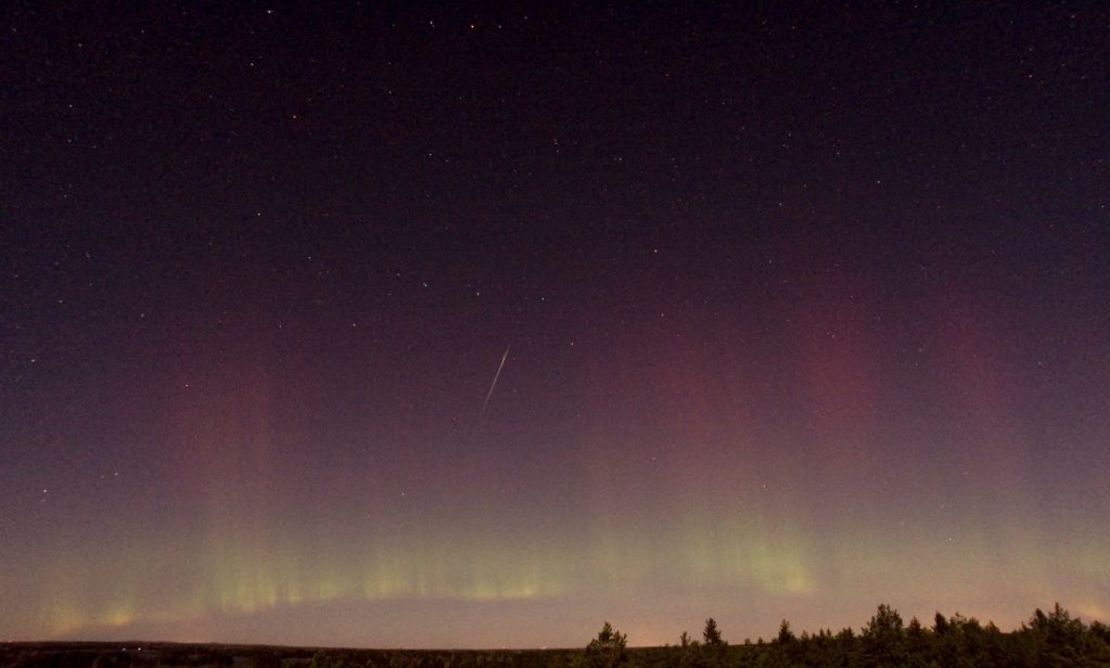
<box><xmin>776</xmin><ymin>620</ymin><xmax>795</xmax><ymax>644</ymax></box>
<box><xmin>584</xmin><ymin>621</ymin><xmax>628</xmax><ymax>668</ymax></box>
<box><xmin>703</xmin><ymin>618</ymin><xmax>724</xmax><ymax>646</ymax></box>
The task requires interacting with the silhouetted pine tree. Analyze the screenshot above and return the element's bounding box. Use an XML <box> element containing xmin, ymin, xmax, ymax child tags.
<box><xmin>775</xmin><ymin>620</ymin><xmax>795</xmax><ymax>645</ymax></box>
<box><xmin>702</xmin><ymin>618</ymin><xmax>724</xmax><ymax>646</ymax></box>
<box><xmin>581</xmin><ymin>622</ymin><xmax>628</xmax><ymax>668</ymax></box>
<box><xmin>933</xmin><ymin>611</ymin><xmax>950</xmax><ymax>637</ymax></box>
<box><xmin>861</xmin><ymin>603</ymin><xmax>906</xmax><ymax>667</ymax></box>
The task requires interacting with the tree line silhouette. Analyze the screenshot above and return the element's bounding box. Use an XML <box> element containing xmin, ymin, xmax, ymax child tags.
<box><xmin>3</xmin><ymin>603</ymin><xmax>1108</xmax><ymax>667</ymax></box>
<box><xmin>577</xmin><ymin>603</ymin><xmax>1110</xmax><ymax>668</ymax></box>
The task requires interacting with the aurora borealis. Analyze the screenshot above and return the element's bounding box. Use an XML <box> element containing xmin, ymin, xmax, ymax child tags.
<box><xmin>2</xmin><ymin>3</ymin><xmax>1108</xmax><ymax>649</ymax></box>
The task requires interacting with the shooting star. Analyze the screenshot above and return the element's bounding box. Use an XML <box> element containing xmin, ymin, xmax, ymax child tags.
<box><xmin>480</xmin><ymin>346</ymin><xmax>510</xmax><ymax>416</ymax></box>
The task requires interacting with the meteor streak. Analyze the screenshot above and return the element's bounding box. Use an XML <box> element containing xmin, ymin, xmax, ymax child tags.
<box><xmin>480</xmin><ymin>346</ymin><xmax>510</xmax><ymax>416</ymax></box>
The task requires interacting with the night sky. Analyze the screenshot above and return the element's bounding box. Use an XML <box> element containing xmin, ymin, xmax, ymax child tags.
<box><xmin>2</xmin><ymin>2</ymin><xmax>1108</xmax><ymax>649</ymax></box>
